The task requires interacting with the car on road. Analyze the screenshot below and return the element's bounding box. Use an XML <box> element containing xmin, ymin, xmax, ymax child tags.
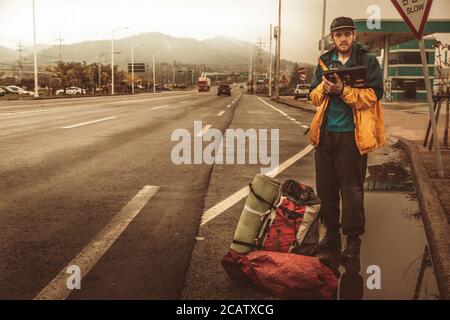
<box><xmin>0</xmin><ymin>88</ymin><xmax>5</xmax><ymax>96</ymax></box>
<box><xmin>56</xmin><ymin>87</ymin><xmax>87</xmax><ymax>96</ymax></box>
<box><xmin>8</xmin><ymin>86</ymin><xmax>34</xmax><ymax>96</ymax></box>
<box><xmin>218</xmin><ymin>83</ymin><xmax>231</xmax><ymax>96</ymax></box>
<box><xmin>293</xmin><ymin>84</ymin><xmax>310</xmax><ymax>100</ymax></box>
<box><xmin>3</xmin><ymin>85</ymin><xmax>33</xmax><ymax>95</ymax></box>
<box><xmin>0</xmin><ymin>86</ymin><xmax>19</xmax><ymax>95</ymax></box>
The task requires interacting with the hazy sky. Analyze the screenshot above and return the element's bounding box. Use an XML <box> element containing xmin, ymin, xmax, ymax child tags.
<box><xmin>0</xmin><ymin>0</ymin><xmax>449</xmax><ymax>64</ymax></box>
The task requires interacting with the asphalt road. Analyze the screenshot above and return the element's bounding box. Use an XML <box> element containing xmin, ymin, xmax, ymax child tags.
<box><xmin>0</xmin><ymin>89</ymin><xmax>243</xmax><ymax>299</ymax></box>
<box><xmin>0</xmin><ymin>91</ymin><xmax>439</xmax><ymax>300</ymax></box>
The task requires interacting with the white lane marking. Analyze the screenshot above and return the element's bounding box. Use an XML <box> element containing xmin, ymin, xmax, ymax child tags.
<box><xmin>34</xmin><ymin>185</ymin><xmax>160</xmax><ymax>300</ymax></box>
<box><xmin>257</xmin><ymin>97</ymin><xmax>288</xmax><ymax>116</ymax></box>
<box><xmin>0</xmin><ymin>106</ymin><xmax>76</xmax><ymax>117</ymax></box>
<box><xmin>257</xmin><ymin>97</ymin><xmax>310</xmax><ymax>129</ymax></box>
<box><xmin>151</xmin><ymin>104</ymin><xmax>170</xmax><ymax>110</ymax></box>
<box><xmin>180</xmin><ymin>100</ymin><xmax>192</xmax><ymax>104</ymax></box>
<box><xmin>62</xmin><ymin>116</ymin><xmax>117</xmax><ymax>129</ymax></box>
<box><xmin>0</xmin><ymin>94</ymin><xmax>195</xmax><ymax>119</ymax></box>
<box><xmin>195</xmin><ymin>124</ymin><xmax>212</xmax><ymax>138</ymax></box>
<box><xmin>200</xmin><ymin>144</ymin><xmax>315</xmax><ymax>226</ymax></box>
<box><xmin>226</xmin><ymin>104</ymin><xmax>231</xmax><ymax>108</ymax></box>
<box><xmin>232</xmin><ymin>93</ymin><xmax>243</xmax><ymax>104</ymax></box>
<box><xmin>217</xmin><ymin>111</ymin><xmax>225</xmax><ymax>117</ymax></box>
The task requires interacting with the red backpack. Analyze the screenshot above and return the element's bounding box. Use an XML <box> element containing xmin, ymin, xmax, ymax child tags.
<box><xmin>255</xmin><ymin>180</ymin><xmax>321</xmax><ymax>256</ymax></box>
<box><xmin>261</xmin><ymin>198</ymin><xmax>305</xmax><ymax>252</ymax></box>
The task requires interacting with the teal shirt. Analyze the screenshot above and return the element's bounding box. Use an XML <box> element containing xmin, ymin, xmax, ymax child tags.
<box><xmin>325</xmin><ymin>53</ymin><xmax>355</xmax><ymax>132</ymax></box>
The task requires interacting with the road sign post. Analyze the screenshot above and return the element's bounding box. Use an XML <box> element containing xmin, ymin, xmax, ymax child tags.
<box><xmin>391</xmin><ymin>0</ymin><xmax>444</xmax><ymax>178</ymax></box>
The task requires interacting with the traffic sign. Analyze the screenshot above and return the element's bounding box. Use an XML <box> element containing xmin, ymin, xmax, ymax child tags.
<box><xmin>391</xmin><ymin>0</ymin><xmax>433</xmax><ymax>39</ymax></box>
<box><xmin>298</xmin><ymin>68</ymin><xmax>307</xmax><ymax>81</ymax></box>
<box><xmin>280</xmin><ymin>75</ymin><xmax>288</xmax><ymax>84</ymax></box>
<box><xmin>128</xmin><ymin>62</ymin><xmax>146</xmax><ymax>73</ymax></box>
<box><xmin>391</xmin><ymin>0</ymin><xmax>444</xmax><ymax>178</ymax></box>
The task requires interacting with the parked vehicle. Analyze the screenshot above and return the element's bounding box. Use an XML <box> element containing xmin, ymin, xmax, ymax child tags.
<box><xmin>0</xmin><ymin>86</ymin><xmax>19</xmax><ymax>95</ymax></box>
<box><xmin>293</xmin><ymin>84</ymin><xmax>310</xmax><ymax>100</ymax></box>
<box><xmin>56</xmin><ymin>87</ymin><xmax>87</xmax><ymax>96</ymax></box>
<box><xmin>218</xmin><ymin>83</ymin><xmax>231</xmax><ymax>96</ymax></box>
<box><xmin>6</xmin><ymin>85</ymin><xmax>33</xmax><ymax>95</ymax></box>
<box><xmin>0</xmin><ymin>88</ymin><xmax>6</xmax><ymax>96</ymax></box>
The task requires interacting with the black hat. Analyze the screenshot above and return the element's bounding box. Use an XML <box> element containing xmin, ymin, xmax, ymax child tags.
<box><xmin>330</xmin><ymin>17</ymin><xmax>356</xmax><ymax>33</ymax></box>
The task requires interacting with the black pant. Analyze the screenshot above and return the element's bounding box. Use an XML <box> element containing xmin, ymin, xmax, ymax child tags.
<box><xmin>315</xmin><ymin>131</ymin><xmax>367</xmax><ymax>236</ymax></box>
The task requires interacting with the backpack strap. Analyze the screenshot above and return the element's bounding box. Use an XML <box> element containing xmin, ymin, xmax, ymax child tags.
<box><xmin>232</xmin><ymin>239</ymin><xmax>258</xmax><ymax>249</ymax></box>
<box><xmin>248</xmin><ymin>183</ymin><xmax>278</xmax><ymax>210</ymax></box>
<box><xmin>318</xmin><ymin>58</ymin><xmax>329</xmax><ymax>72</ymax></box>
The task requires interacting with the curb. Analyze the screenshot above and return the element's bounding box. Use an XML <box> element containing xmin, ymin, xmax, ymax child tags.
<box><xmin>272</xmin><ymin>97</ymin><xmax>317</xmax><ymax>114</ymax></box>
<box><xmin>396</xmin><ymin>137</ymin><xmax>450</xmax><ymax>299</ymax></box>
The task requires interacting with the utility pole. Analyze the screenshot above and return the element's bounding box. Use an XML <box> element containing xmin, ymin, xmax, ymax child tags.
<box><xmin>111</xmin><ymin>27</ymin><xmax>128</xmax><ymax>95</ymax></box>
<box><xmin>131</xmin><ymin>44</ymin><xmax>140</xmax><ymax>94</ymax></box>
<box><xmin>256</xmin><ymin>37</ymin><xmax>265</xmax><ymax>82</ymax></box>
<box><xmin>172</xmin><ymin>62</ymin><xmax>175</xmax><ymax>88</ymax></box>
<box><xmin>131</xmin><ymin>45</ymin><xmax>135</xmax><ymax>94</ymax></box>
<box><xmin>55</xmin><ymin>33</ymin><xmax>64</xmax><ymax>61</ymax></box>
<box><xmin>275</xmin><ymin>0</ymin><xmax>282</xmax><ymax>99</ymax></box>
<box><xmin>321</xmin><ymin>0</ymin><xmax>327</xmax><ymax>55</ymax></box>
<box><xmin>248</xmin><ymin>52</ymin><xmax>253</xmax><ymax>94</ymax></box>
<box><xmin>111</xmin><ymin>31</ymin><xmax>115</xmax><ymax>95</ymax></box>
<box><xmin>152</xmin><ymin>53</ymin><xmax>159</xmax><ymax>93</ymax></box>
<box><xmin>16</xmin><ymin>41</ymin><xmax>26</xmax><ymax>82</ymax></box>
<box><xmin>32</xmin><ymin>0</ymin><xmax>39</xmax><ymax>98</ymax></box>
<box><xmin>163</xmin><ymin>63</ymin><xmax>166</xmax><ymax>86</ymax></box>
<box><xmin>269</xmin><ymin>23</ymin><xmax>273</xmax><ymax>96</ymax></box>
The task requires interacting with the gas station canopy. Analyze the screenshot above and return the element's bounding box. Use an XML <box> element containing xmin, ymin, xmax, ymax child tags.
<box><xmin>320</xmin><ymin>19</ymin><xmax>450</xmax><ymax>54</ymax></box>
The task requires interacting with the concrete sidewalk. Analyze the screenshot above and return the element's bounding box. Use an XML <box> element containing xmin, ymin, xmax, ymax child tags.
<box><xmin>275</xmin><ymin>96</ymin><xmax>450</xmax><ymax>299</ymax></box>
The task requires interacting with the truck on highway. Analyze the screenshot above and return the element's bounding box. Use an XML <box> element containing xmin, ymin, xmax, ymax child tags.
<box><xmin>198</xmin><ymin>77</ymin><xmax>211</xmax><ymax>92</ymax></box>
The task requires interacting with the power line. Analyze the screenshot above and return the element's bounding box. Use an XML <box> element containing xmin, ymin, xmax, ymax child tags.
<box><xmin>55</xmin><ymin>33</ymin><xmax>64</xmax><ymax>61</ymax></box>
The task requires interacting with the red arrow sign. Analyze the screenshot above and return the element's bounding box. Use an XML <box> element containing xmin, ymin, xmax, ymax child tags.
<box><xmin>391</xmin><ymin>0</ymin><xmax>433</xmax><ymax>40</ymax></box>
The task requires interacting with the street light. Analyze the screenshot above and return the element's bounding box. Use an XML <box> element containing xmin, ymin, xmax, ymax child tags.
<box><xmin>152</xmin><ymin>53</ymin><xmax>160</xmax><ymax>93</ymax></box>
<box><xmin>131</xmin><ymin>44</ymin><xmax>141</xmax><ymax>94</ymax></box>
<box><xmin>32</xmin><ymin>0</ymin><xmax>39</xmax><ymax>98</ymax></box>
<box><xmin>269</xmin><ymin>23</ymin><xmax>273</xmax><ymax>97</ymax></box>
<box><xmin>111</xmin><ymin>27</ymin><xmax>128</xmax><ymax>95</ymax></box>
<box><xmin>275</xmin><ymin>0</ymin><xmax>282</xmax><ymax>99</ymax></box>
<box><xmin>321</xmin><ymin>0</ymin><xmax>327</xmax><ymax>55</ymax></box>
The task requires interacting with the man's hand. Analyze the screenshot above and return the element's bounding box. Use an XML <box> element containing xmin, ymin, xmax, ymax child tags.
<box><xmin>322</xmin><ymin>74</ymin><xmax>344</xmax><ymax>95</ymax></box>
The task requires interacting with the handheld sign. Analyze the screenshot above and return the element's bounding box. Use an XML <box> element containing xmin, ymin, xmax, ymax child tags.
<box><xmin>391</xmin><ymin>0</ymin><xmax>433</xmax><ymax>39</ymax></box>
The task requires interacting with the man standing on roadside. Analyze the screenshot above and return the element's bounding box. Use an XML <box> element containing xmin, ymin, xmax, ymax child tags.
<box><xmin>308</xmin><ymin>17</ymin><xmax>385</xmax><ymax>260</ymax></box>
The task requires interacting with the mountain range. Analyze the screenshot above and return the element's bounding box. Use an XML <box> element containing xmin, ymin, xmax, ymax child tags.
<box><xmin>1</xmin><ymin>33</ymin><xmax>310</xmax><ymax>72</ymax></box>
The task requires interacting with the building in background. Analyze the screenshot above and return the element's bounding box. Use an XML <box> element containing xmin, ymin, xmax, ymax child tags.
<box><xmin>388</xmin><ymin>38</ymin><xmax>436</xmax><ymax>101</ymax></box>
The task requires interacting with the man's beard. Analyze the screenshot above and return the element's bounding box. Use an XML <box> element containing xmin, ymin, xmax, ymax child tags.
<box><xmin>336</xmin><ymin>43</ymin><xmax>353</xmax><ymax>54</ymax></box>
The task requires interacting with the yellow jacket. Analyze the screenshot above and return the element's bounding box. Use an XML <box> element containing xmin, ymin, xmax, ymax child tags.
<box><xmin>308</xmin><ymin>43</ymin><xmax>385</xmax><ymax>155</ymax></box>
<box><xmin>309</xmin><ymin>83</ymin><xmax>385</xmax><ymax>155</ymax></box>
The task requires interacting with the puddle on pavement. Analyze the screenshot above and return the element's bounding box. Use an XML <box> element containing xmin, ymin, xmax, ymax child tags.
<box><xmin>337</xmin><ymin>161</ymin><xmax>440</xmax><ymax>300</ymax></box>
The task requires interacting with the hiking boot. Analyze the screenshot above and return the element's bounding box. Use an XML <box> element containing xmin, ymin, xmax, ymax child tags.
<box><xmin>341</xmin><ymin>236</ymin><xmax>361</xmax><ymax>260</ymax></box>
<box><xmin>317</xmin><ymin>231</ymin><xmax>341</xmax><ymax>257</ymax></box>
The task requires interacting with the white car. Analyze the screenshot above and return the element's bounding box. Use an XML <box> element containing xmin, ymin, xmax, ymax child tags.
<box><xmin>56</xmin><ymin>87</ymin><xmax>86</xmax><ymax>96</ymax></box>
<box><xmin>7</xmin><ymin>85</ymin><xmax>34</xmax><ymax>96</ymax></box>
<box><xmin>293</xmin><ymin>84</ymin><xmax>309</xmax><ymax>100</ymax></box>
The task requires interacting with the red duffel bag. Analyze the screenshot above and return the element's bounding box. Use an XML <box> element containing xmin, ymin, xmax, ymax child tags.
<box><xmin>222</xmin><ymin>250</ymin><xmax>338</xmax><ymax>300</ymax></box>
